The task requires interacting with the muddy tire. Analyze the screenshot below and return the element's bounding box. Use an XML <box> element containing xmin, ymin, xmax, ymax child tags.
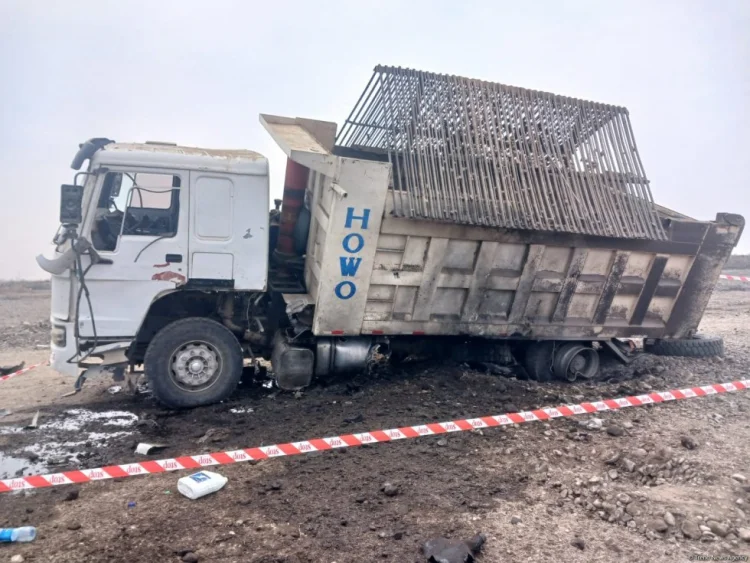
<box><xmin>144</xmin><ymin>317</ymin><xmax>243</xmax><ymax>408</ymax></box>
<box><xmin>644</xmin><ymin>334</ymin><xmax>724</xmax><ymax>358</ymax></box>
<box><xmin>524</xmin><ymin>341</ymin><xmax>555</xmax><ymax>382</ymax></box>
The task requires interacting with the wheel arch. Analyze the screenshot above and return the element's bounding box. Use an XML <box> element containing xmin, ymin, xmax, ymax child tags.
<box><xmin>129</xmin><ymin>289</ymin><xmax>226</xmax><ymax>362</ymax></box>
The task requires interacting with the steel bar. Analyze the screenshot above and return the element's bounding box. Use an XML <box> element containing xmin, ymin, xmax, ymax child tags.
<box><xmin>335</xmin><ymin>66</ymin><xmax>665</xmax><ymax>240</ymax></box>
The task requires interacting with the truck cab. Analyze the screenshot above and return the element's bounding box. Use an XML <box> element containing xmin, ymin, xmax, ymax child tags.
<box><xmin>41</xmin><ymin>140</ymin><xmax>270</xmax><ymax>392</ymax></box>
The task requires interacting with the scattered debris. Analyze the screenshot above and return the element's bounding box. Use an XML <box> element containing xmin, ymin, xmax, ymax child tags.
<box><xmin>0</xmin><ymin>362</ymin><xmax>24</xmax><ymax>376</ymax></box>
<box><xmin>229</xmin><ymin>407</ymin><xmax>253</xmax><ymax>414</ymax></box>
<box><xmin>731</xmin><ymin>473</ymin><xmax>747</xmax><ymax>483</ymax></box>
<box><xmin>24</xmin><ymin>411</ymin><xmax>39</xmax><ymax>430</ymax></box>
<box><xmin>0</xmin><ymin>526</ymin><xmax>36</xmax><ymax>544</ymax></box>
<box><xmin>480</xmin><ymin>362</ymin><xmax>513</xmax><ymax>376</ymax></box>
<box><xmin>0</xmin><ymin>409</ymin><xmax>10</xmax><ymax>417</ymax></box>
<box><xmin>604</xmin><ymin>450</ymin><xmax>621</xmax><ymax>465</ymax></box>
<box><xmin>196</xmin><ymin>428</ymin><xmax>229</xmax><ymax>444</ymax></box>
<box><xmin>422</xmin><ymin>533</ymin><xmax>485</xmax><ymax>563</ymax></box>
<box><xmin>581</xmin><ymin>418</ymin><xmax>603</xmax><ymax>431</ymax></box>
<box><xmin>510</xmin><ymin>516</ymin><xmax>522</xmax><ymax>525</ymax></box>
<box><xmin>10</xmin><ymin>555</ymin><xmax>24</xmax><ymax>563</ymax></box>
<box><xmin>64</xmin><ymin>488</ymin><xmax>79</xmax><ymax>502</ymax></box>
<box><xmin>135</xmin><ymin>443</ymin><xmax>168</xmax><ymax>455</ymax></box>
<box><xmin>571</xmin><ymin>537</ymin><xmax>585</xmax><ymax>550</ymax></box>
<box><xmin>107</xmin><ymin>385</ymin><xmax>122</xmax><ymax>395</ymax></box>
<box><xmin>136</xmin><ymin>417</ymin><xmax>159</xmax><ymax>430</ymax></box>
<box><xmin>606</xmin><ymin>424</ymin><xmax>624</xmax><ymax>437</ymax></box>
<box><xmin>127</xmin><ymin>501</ymin><xmax>136</xmax><ymax>509</ymax></box>
<box><xmin>343</xmin><ymin>413</ymin><xmax>364</xmax><ymax>424</ymax></box>
<box><xmin>680</xmin><ymin>436</ymin><xmax>699</xmax><ymax>450</ymax></box>
<box><xmin>381</xmin><ymin>482</ymin><xmax>399</xmax><ymax>497</ymax></box>
<box><xmin>177</xmin><ymin>471</ymin><xmax>228</xmax><ymax>500</ymax></box>
<box><xmin>182</xmin><ymin>553</ymin><xmax>199</xmax><ymax>563</ymax></box>
<box><xmin>66</xmin><ymin>522</ymin><xmax>82</xmax><ymax>531</ymax></box>
<box><xmin>622</xmin><ymin>458</ymin><xmax>636</xmax><ymax>472</ymax></box>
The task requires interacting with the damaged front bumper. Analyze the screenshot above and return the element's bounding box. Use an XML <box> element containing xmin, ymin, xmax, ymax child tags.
<box><xmin>49</xmin><ymin>319</ymin><xmax>132</xmax><ymax>378</ymax></box>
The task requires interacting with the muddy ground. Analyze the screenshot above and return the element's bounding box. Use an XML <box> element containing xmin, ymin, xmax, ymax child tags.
<box><xmin>1</xmin><ymin>281</ymin><xmax>749</xmax><ymax>562</ymax></box>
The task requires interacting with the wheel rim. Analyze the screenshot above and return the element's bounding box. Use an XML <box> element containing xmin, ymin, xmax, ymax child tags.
<box><xmin>553</xmin><ymin>344</ymin><xmax>599</xmax><ymax>382</ymax></box>
<box><xmin>170</xmin><ymin>341</ymin><xmax>223</xmax><ymax>392</ymax></box>
<box><xmin>565</xmin><ymin>348</ymin><xmax>597</xmax><ymax>381</ymax></box>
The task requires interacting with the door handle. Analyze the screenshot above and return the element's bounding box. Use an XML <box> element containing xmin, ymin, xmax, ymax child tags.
<box><xmin>166</xmin><ymin>254</ymin><xmax>183</xmax><ymax>263</ymax></box>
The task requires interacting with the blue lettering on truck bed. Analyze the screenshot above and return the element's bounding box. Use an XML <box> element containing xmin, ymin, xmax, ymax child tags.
<box><xmin>335</xmin><ymin>207</ymin><xmax>371</xmax><ymax>301</ymax></box>
<box><xmin>339</xmin><ymin>257</ymin><xmax>363</xmax><ymax>276</ymax></box>
<box><xmin>342</xmin><ymin>233</ymin><xmax>365</xmax><ymax>253</ymax></box>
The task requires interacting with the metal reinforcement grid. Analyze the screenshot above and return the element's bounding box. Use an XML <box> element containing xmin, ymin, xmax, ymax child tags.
<box><xmin>336</xmin><ymin>66</ymin><xmax>665</xmax><ymax>240</ymax></box>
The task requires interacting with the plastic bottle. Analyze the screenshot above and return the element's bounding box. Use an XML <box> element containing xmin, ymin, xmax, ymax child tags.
<box><xmin>0</xmin><ymin>526</ymin><xmax>37</xmax><ymax>543</ymax></box>
<box><xmin>177</xmin><ymin>471</ymin><xmax>228</xmax><ymax>500</ymax></box>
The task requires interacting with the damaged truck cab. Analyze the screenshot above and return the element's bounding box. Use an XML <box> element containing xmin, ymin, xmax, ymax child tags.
<box><xmin>41</xmin><ymin>141</ymin><xmax>271</xmax><ymax>382</ymax></box>
<box><xmin>38</xmin><ymin>66</ymin><xmax>744</xmax><ymax>408</ymax></box>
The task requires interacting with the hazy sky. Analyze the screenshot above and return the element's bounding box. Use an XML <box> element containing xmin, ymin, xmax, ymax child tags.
<box><xmin>1</xmin><ymin>0</ymin><xmax>748</xmax><ymax>279</ymax></box>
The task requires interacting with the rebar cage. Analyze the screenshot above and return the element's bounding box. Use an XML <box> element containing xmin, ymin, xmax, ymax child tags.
<box><xmin>335</xmin><ymin>65</ymin><xmax>665</xmax><ymax>240</ymax></box>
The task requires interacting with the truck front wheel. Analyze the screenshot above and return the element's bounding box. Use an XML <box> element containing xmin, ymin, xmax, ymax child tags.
<box><xmin>144</xmin><ymin>317</ymin><xmax>243</xmax><ymax>408</ymax></box>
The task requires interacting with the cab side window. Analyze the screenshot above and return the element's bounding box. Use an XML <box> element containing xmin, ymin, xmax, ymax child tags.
<box><xmin>92</xmin><ymin>172</ymin><xmax>181</xmax><ymax>251</ymax></box>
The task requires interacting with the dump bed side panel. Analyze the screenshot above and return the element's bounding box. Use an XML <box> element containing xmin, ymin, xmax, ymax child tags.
<box><xmin>349</xmin><ymin>196</ymin><xmax>743</xmax><ymax>340</ymax></box>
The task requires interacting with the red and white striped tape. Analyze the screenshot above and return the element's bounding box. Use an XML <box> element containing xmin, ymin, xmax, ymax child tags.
<box><xmin>2</xmin><ymin>378</ymin><xmax>748</xmax><ymax>493</ymax></box>
<box><xmin>0</xmin><ymin>362</ymin><xmax>46</xmax><ymax>383</ymax></box>
<box><xmin>720</xmin><ymin>274</ymin><xmax>750</xmax><ymax>283</ymax></box>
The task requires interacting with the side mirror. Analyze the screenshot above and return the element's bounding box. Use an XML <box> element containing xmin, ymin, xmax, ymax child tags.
<box><xmin>60</xmin><ymin>184</ymin><xmax>84</xmax><ymax>224</ymax></box>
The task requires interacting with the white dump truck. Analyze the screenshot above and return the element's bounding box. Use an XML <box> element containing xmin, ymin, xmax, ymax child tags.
<box><xmin>38</xmin><ymin>66</ymin><xmax>744</xmax><ymax>407</ymax></box>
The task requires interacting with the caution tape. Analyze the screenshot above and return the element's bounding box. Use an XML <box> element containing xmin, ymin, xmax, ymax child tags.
<box><xmin>1</xmin><ymin>378</ymin><xmax>748</xmax><ymax>493</ymax></box>
<box><xmin>720</xmin><ymin>274</ymin><xmax>750</xmax><ymax>283</ymax></box>
<box><xmin>0</xmin><ymin>362</ymin><xmax>46</xmax><ymax>384</ymax></box>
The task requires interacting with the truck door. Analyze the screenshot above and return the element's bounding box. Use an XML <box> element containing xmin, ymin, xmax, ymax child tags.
<box><xmin>188</xmin><ymin>171</ymin><xmax>268</xmax><ymax>291</ymax></box>
<box><xmin>78</xmin><ymin>168</ymin><xmax>190</xmax><ymax>338</ymax></box>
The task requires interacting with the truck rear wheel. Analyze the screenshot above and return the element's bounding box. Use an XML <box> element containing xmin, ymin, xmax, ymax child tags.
<box><xmin>144</xmin><ymin>317</ymin><xmax>243</xmax><ymax>408</ymax></box>
<box><xmin>644</xmin><ymin>334</ymin><xmax>724</xmax><ymax>358</ymax></box>
<box><xmin>523</xmin><ymin>342</ymin><xmax>555</xmax><ymax>382</ymax></box>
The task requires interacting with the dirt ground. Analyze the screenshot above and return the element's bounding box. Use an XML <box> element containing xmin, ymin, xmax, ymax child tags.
<box><xmin>1</xmin><ymin>281</ymin><xmax>750</xmax><ymax>562</ymax></box>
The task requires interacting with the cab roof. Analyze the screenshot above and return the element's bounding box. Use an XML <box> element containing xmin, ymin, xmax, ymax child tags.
<box><xmin>93</xmin><ymin>142</ymin><xmax>268</xmax><ymax>175</ymax></box>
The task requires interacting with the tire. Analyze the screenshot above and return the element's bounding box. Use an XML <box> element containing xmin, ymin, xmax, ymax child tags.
<box><xmin>644</xmin><ymin>334</ymin><xmax>724</xmax><ymax>358</ymax></box>
<box><xmin>144</xmin><ymin>317</ymin><xmax>243</xmax><ymax>408</ymax></box>
<box><xmin>524</xmin><ymin>341</ymin><xmax>555</xmax><ymax>382</ymax></box>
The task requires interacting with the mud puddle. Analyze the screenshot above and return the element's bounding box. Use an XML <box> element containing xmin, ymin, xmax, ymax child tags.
<box><xmin>0</xmin><ymin>452</ymin><xmax>46</xmax><ymax>479</ymax></box>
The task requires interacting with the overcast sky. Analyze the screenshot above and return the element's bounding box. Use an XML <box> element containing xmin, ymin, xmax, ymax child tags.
<box><xmin>1</xmin><ymin>0</ymin><xmax>748</xmax><ymax>279</ymax></box>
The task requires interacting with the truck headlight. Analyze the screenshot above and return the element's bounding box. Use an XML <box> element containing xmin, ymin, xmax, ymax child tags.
<box><xmin>51</xmin><ymin>325</ymin><xmax>66</xmax><ymax>347</ymax></box>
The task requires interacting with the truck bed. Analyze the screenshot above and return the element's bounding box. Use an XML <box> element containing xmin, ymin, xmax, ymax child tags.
<box><xmin>261</xmin><ymin>114</ymin><xmax>744</xmax><ymax>342</ymax></box>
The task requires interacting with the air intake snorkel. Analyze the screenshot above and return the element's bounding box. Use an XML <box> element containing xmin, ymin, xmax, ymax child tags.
<box><xmin>71</xmin><ymin>138</ymin><xmax>114</xmax><ymax>170</ymax></box>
